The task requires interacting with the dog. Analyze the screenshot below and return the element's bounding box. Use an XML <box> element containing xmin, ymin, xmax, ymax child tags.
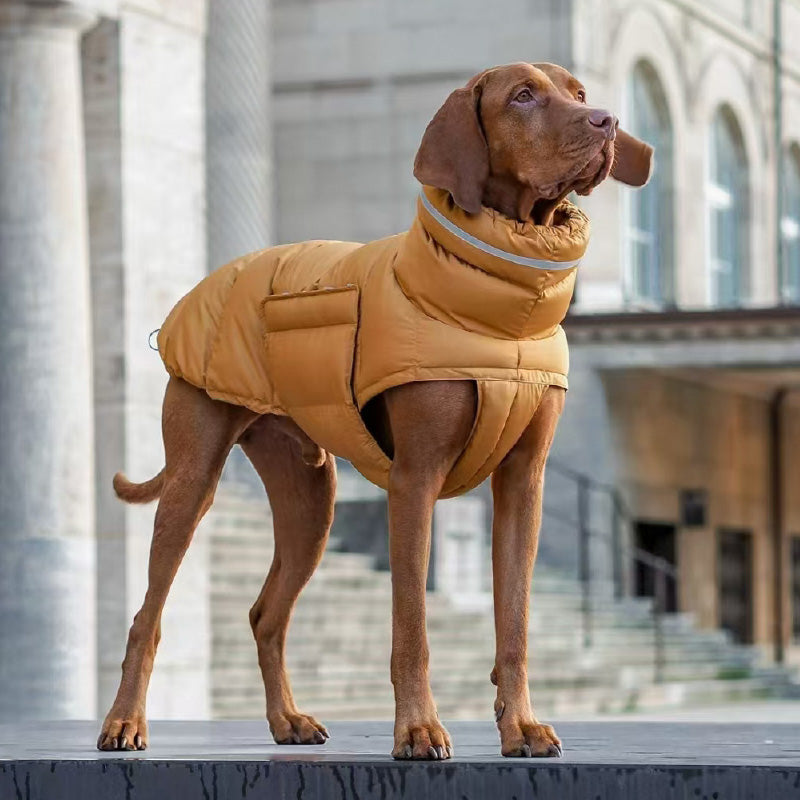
<box><xmin>97</xmin><ymin>62</ymin><xmax>652</xmax><ymax>760</ymax></box>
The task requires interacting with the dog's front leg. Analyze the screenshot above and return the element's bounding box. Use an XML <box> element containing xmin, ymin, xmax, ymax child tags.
<box><xmin>387</xmin><ymin>463</ymin><xmax>452</xmax><ymax>760</ymax></box>
<box><xmin>490</xmin><ymin>386</ymin><xmax>565</xmax><ymax>758</ymax></box>
<box><xmin>383</xmin><ymin>381</ymin><xmax>476</xmax><ymax>761</ymax></box>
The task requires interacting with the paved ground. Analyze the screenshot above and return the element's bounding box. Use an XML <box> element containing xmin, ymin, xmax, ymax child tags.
<box><xmin>2</xmin><ymin>718</ymin><xmax>800</xmax><ymax>764</ymax></box>
<box><xmin>2</xmin><ymin>719</ymin><xmax>800</xmax><ymax>798</ymax></box>
<box><xmin>582</xmin><ymin>699</ymin><xmax>800</xmax><ymax>723</ymax></box>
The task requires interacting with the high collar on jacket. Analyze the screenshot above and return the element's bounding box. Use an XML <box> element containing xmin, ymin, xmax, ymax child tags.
<box><xmin>393</xmin><ymin>185</ymin><xmax>590</xmax><ymax>340</ymax></box>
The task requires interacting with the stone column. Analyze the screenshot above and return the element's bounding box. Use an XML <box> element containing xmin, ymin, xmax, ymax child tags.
<box><xmin>205</xmin><ymin>0</ymin><xmax>273</xmax><ymax>717</ymax></box>
<box><xmin>206</xmin><ymin>0</ymin><xmax>272</xmax><ymax>268</ymax></box>
<box><xmin>85</xmin><ymin>1</ymin><xmax>210</xmax><ymax>719</ymax></box>
<box><xmin>206</xmin><ymin>0</ymin><xmax>271</xmax><ymax>496</ymax></box>
<box><xmin>0</xmin><ymin>1</ymin><xmax>97</xmax><ymax>719</ymax></box>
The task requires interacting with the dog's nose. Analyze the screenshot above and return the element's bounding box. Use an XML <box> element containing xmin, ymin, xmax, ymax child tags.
<box><xmin>588</xmin><ymin>109</ymin><xmax>618</xmax><ymax>138</ymax></box>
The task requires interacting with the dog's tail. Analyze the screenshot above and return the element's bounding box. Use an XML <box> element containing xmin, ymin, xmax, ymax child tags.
<box><xmin>112</xmin><ymin>468</ymin><xmax>166</xmax><ymax>504</ymax></box>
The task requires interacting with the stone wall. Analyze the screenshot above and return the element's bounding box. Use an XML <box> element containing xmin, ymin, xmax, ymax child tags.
<box><xmin>272</xmin><ymin>0</ymin><xmax>574</xmax><ymax>246</ymax></box>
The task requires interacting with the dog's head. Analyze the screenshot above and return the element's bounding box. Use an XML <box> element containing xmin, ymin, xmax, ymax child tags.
<box><xmin>414</xmin><ymin>62</ymin><xmax>653</xmax><ymax>222</ymax></box>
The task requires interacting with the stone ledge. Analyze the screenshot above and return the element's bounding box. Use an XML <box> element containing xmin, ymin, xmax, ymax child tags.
<box><xmin>2</xmin><ymin>720</ymin><xmax>800</xmax><ymax>799</ymax></box>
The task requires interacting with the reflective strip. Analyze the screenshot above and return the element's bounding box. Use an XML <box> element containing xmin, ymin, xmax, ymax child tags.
<box><xmin>419</xmin><ymin>190</ymin><xmax>581</xmax><ymax>271</ymax></box>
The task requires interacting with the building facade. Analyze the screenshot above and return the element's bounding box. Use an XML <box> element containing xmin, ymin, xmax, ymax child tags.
<box><xmin>0</xmin><ymin>0</ymin><xmax>273</xmax><ymax>720</ymax></box>
<box><xmin>271</xmin><ymin>0</ymin><xmax>800</xmax><ymax>663</ymax></box>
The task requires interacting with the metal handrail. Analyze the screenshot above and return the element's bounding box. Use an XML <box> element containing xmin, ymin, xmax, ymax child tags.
<box><xmin>546</xmin><ymin>458</ymin><xmax>677</xmax><ymax>682</ymax></box>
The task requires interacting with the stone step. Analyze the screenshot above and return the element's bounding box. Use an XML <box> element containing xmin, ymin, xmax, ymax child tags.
<box><xmin>213</xmin><ymin>627</ymin><xmax>753</xmax><ymax>659</ymax></box>
<box><xmin>211</xmin><ymin>616</ymin><xmax>745</xmax><ymax>653</ymax></box>
<box><xmin>318</xmin><ymin>675</ymin><xmax>779</xmax><ymax>709</ymax></box>
<box><xmin>212</xmin><ymin>676</ymin><xmax>782</xmax><ymax>722</ymax></box>
<box><xmin>212</xmin><ymin>656</ymin><xmax>761</xmax><ymax>696</ymax></box>
<box><xmin>211</xmin><ymin>628</ymin><xmax>748</xmax><ymax>662</ymax></box>
<box><xmin>224</xmin><ymin>652</ymin><xmax>752</xmax><ymax>684</ymax></box>
<box><xmin>211</xmin><ymin>589</ymin><xmax>678</xmax><ymax>623</ymax></box>
<box><xmin>209</xmin><ymin>497</ymin><xmax>792</xmax><ymax>722</ymax></box>
<box><xmin>211</xmin><ymin>612</ymin><xmax>662</xmax><ymax>640</ymax></box>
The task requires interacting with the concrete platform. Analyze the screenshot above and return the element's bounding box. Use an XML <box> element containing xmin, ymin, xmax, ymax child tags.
<box><xmin>2</xmin><ymin>720</ymin><xmax>800</xmax><ymax>799</ymax></box>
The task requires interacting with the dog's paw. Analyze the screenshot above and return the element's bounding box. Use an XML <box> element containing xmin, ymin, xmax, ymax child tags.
<box><xmin>97</xmin><ymin>710</ymin><xmax>148</xmax><ymax>751</ymax></box>
<box><xmin>392</xmin><ymin>720</ymin><xmax>453</xmax><ymax>760</ymax></box>
<box><xmin>497</xmin><ymin>709</ymin><xmax>562</xmax><ymax>758</ymax></box>
<box><xmin>269</xmin><ymin>710</ymin><xmax>329</xmax><ymax>744</ymax></box>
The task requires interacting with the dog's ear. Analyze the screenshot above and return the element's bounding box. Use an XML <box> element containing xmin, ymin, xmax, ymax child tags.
<box><xmin>413</xmin><ymin>80</ymin><xmax>489</xmax><ymax>214</ymax></box>
<box><xmin>612</xmin><ymin>129</ymin><xmax>654</xmax><ymax>187</ymax></box>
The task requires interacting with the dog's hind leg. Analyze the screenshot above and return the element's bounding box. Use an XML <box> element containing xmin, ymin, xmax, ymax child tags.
<box><xmin>97</xmin><ymin>378</ymin><xmax>256</xmax><ymax>751</ymax></box>
<box><xmin>240</xmin><ymin>415</ymin><xmax>334</xmax><ymax>745</ymax></box>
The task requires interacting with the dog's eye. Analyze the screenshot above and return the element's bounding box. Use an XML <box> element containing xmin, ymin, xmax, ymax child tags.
<box><xmin>577</xmin><ymin>89</ymin><xmax>586</xmax><ymax>103</ymax></box>
<box><xmin>514</xmin><ymin>88</ymin><xmax>534</xmax><ymax>103</ymax></box>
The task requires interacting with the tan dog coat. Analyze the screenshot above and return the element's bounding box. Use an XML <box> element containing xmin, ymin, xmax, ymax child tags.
<box><xmin>158</xmin><ymin>187</ymin><xmax>590</xmax><ymax>497</ymax></box>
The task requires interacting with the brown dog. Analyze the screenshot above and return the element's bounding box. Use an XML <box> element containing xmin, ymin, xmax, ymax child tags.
<box><xmin>97</xmin><ymin>63</ymin><xmax>652</xmax><ymax>759</ymax></box>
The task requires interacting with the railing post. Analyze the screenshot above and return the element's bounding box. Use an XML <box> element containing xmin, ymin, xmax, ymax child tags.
<box><xmin>611</xmin><ymin>494</ymin><xmax>623</xmax><ymax>600</ymax></box>
<box><xmin>653</xmin><ymin>566</ymin><xmax>666</xmax><ymax>684</ymax></box>
<box><xmin>578</xmin><ymin>476</ymin><xmax>592</xmax><ymax>648</ymax></box>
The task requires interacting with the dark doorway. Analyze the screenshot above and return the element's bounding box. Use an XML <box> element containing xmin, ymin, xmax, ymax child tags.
<box><xmin>330</xmin><ymin>498</ymin><xmax>389</xmax><ymax>569</ymax></box>
<box><xmin>634</xmin><ymin>521</ymin><xmax>678</xmax><ymax>613</ymax></box>
<box><xmin>717</xmin><ymin>529</ymin><xmax>753</xmax><ymax>644</ymax></box>
<box><xmin>792</xmin><ymin>536</ymin><xmax>800</xmax><ymax>643</ymax></box>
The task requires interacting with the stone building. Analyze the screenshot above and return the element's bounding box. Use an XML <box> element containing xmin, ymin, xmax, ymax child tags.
<box><xmin>1</xmin><ymin>0</ymin><xmax>799</xmax><ymax>723</ymax></box>
<box><xmin>271</xmin><ymin>0</ymin><xmax>800</xmax><ymax>664</ymax></box>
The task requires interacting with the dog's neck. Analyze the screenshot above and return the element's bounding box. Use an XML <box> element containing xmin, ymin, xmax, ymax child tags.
<box><xmin>481</xmin><ymin>175</ymin><xmax>572</xmax><ymax>226</ymax></box>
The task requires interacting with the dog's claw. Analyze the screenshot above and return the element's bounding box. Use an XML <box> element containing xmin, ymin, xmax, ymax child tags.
<box><xmin>403</xmin><ymin>744</ymin><xmax>412</xmax><ymax>759</ymax></box>
<box><xmin>313</xmin><ymin>731</ymin><xmax>325</xmax><ymax>744</ymax></box>
<box><xmin>548</xmin><ymin>743</ymin><xmax>563</xmax><ymax>758</ymax></box>
<box><xmin>427</xmin><ymin>746</ymin><xmax>438</xmax><ymax>759</ymax></box>
<box><xmin>521</xmin><ymin>744</ymin><xmax>532</xmax><ymax>758</ymax></box>
<box><xmin>446</xmin><ymin>745</ymin><xmax>454</xmax><ymax>759</ymax></box>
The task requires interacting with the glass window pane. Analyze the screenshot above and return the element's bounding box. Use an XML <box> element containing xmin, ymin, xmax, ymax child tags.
<box><xmin>624</xmin><ymin>62</ymin><xmax>673</xmax><ymax>307</ymax></box>
<box><xmin>708</xmin><ymin>109</ymin><xmax>747</xmax><ymax>307</ymax></box>
<box><xmin>781</xmin><ymin>149</ymin><xmax>800</xmax><ymax>303</ymax></box>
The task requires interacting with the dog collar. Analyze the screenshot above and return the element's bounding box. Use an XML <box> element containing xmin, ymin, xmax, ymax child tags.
<box><xmin>416</xmin><ymin>186</ymin><xmax>590</xmax><ymax>285</ymax></box>
<box><xmin>418</xmin><ymin>189</ymin><xmax>582</xmax><ymax>272</ymax></box>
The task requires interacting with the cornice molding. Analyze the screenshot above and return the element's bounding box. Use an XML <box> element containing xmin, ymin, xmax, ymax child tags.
<box><xmin>565</xmin><ymin>307</ymin><xmax>800</xmax><ymax>344</ymax></box>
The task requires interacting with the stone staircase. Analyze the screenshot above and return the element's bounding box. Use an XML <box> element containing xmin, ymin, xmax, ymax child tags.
<box><xmin>210</xmin><ymin>486</ymin><xmax>793</xmax><ymax>721</ymax></box>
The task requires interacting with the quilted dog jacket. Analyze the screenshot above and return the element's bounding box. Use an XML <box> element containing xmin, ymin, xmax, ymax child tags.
<box><xmin>158</xmin><ymin>186</ymin><xmax>590</xmax><ymax>497</ymax></box>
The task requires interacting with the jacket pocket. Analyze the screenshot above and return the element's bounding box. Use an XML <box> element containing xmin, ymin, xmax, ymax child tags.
<box><xmin>261</xmin><ymin>285</ymin><xmax>359</xmax><ymax>410</ymax></box>
<box><xmin>261</xmin><ymin>285</ymin><xmax>391</xmax><ymax>486</ymax></box>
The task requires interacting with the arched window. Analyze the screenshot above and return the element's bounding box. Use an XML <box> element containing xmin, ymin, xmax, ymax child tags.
<box><xmin>623</xmin><ymin>61</ymin><xmax>673</xmax><ymax>308</ymax></box>
<box><xmin>781</xmin><ymin>145</ymin><xmax>800</xmax><ymax>304</ymax></box>
<box><xmin>708</xmin><ymin>107</ymin><xmax>749</xmax><ymax>307</ymax></box>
